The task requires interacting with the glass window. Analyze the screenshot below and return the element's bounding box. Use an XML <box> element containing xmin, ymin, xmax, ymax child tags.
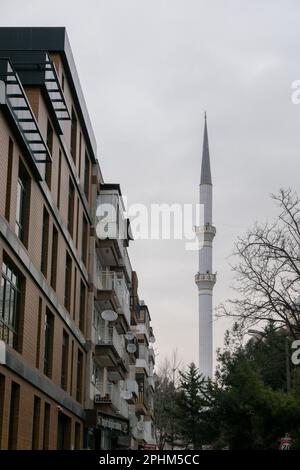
<box><xmin>0</xmin><ymin>262</ymin><xmax>20</xmax><ymax>349</ymax></box>
<box><xmin>44</xmin><ymin>309</ymin><xmax>54</xmax><ymax>377</ymax></box>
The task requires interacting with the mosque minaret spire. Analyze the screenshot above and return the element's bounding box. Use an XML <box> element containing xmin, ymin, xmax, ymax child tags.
<box><xmin>195</xmin><ymin>113</ymin><xmax>216</xmax><ymax>378</ymax></box>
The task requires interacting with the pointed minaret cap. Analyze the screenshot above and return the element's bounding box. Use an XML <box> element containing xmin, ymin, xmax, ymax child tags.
<box><xmin>200</xmin><ymin>112</ymin><xmax>212</xmax><ymax>185</ymax></box>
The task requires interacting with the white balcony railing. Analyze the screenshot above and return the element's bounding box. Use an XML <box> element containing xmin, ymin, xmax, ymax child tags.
<box><xmin>148</xmin><ymin>347</ymin><xmax>155</xmax><ymax>363</ymax></box>
<box><xmin>194</xmin><ymin>224</ymin><xmax>216</xmax><ymax>235</ymax></box>
<box><xmin>95</xmin><ymin>267</ymin><xmax>131</xmax><ymax>325</ymax></box>
<box><xmin>106</xmin><ymin>382</ymin><xmax>121</xmax><ymax>409</ymax></box>
<box><xmin>97</xmin><ymin>325</ymin><xmax>125</xmax><ymax>359</ymax></box>
<box><xmin>106</xmin><ymin>382</ymin><xmax>129</xmax><ymax>418</ymax></box>
<box><xmin>120</xmin><ymin>248</ymin><xmax>132</xmax><ymax>281</ymax></box>
<box><xmin>195</xmin><ymin>272</ymin><xmax>217</xmax><ymax>284</ymax></box>
<box><xmin>138</xmin><ymin>344</ymin><xmax>149</xmax><ymax>363</ymax></box>
<box><xmin>148</xmin><ymin>376</ymin><xmax>155</xmax><ymax>389</ymax></box>
<box><xmin>126</xmin><ymin>379</ymin><xmax>139</xmax><ymax>396</ymax></box>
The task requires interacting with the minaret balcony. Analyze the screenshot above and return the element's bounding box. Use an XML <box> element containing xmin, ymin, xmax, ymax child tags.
<box><xmin>195</xmin><ymin>224</ymin><xmax>216</xmax><ymax>242</ymax></box>
<box><xmin>195</xmin><ymin>272</ymin><xmax>216</xmax><ymax>286</ymax></box>
<box><xmin>195</xmin><ymin>224</ymin><xmax>216</xmax><ymax>235</ymax></box>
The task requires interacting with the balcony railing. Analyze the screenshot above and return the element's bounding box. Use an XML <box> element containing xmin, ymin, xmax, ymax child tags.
<box><xmin>120</xmin><ymin>247</ymin><xmax>132</xmax><ymax>282</ymax></box>
<box><xmin>95</xmin><ymin>269</ymin><xmax>131</xmax><ymax>325</ymax></box>
<box><xmin>138</xmin><ymin>344</ymin><xmax>149</xmax><ymax>363</ymax></box>
<box><xmin>126</xmin><ymin>379</ymin><xmax>139</xmax><ymax>397</ymax></box>
<box><xmin>195</xmin><ymin>224</ymin><xmax>216</xmax><ymax>235</ymax></box>
<box><xmin>97</xmin><ymin>325</ymin><xmax>125</xmax><ymax>359</ymax></box>
<box><xmin>148</xmin><ymin>376</ymin><xmax>155</xmax><ymax>389</ymax></box>
<box><xmin>195</xmin><ymin>272</ymin><xmax>217</xmax><ymax>284</ymax></box>
<box><xmin>95</xmin><ymin>382</ymin><xmax>128</xmax><ymax>418</ymax></box>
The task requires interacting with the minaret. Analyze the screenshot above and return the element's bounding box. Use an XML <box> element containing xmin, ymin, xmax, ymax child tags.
<box><xmin>195</xmin><ymin>113</ymin><xmax>216</xmax><ymax>378</ymax></box>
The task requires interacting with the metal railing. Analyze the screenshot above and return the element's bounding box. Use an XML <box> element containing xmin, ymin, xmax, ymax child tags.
<box><xmin>95</xmin><ymin>269</ymin><xmax>131</xmax><ymax>325</ymax></box>
<box><xmin>126</xmin><ymin>379</ymin><xmax>139</xmax><ymax>396</ymax></box>
<box><xmin>0</xmin><ymin>58</ymin><xmax>51</xmax><ymax>166</ymax></box>
<box><xmin>195</xmin><ymin>272</ymin><xmax>216</xmax><ymax>283</ymax></box>
<box><xmin>97</xmin><ymin>325</ymin><xmax>125</xmax><ymax>359</ymax></box>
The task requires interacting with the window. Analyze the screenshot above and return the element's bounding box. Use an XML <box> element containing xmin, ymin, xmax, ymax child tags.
<box><xmin>0</xmin><ymin>374</ymin><xmax>5</xmax><ymax>445</ymax></box>
<box><xmin>79</xmin><ymin>281</ymin><xmax>86</xmax><ymax>333</ymax></box>
<box><xmin>84</xmin><ymin>152</ymin><xmax>90</xmax><ymax>200</ymax></box>
<box><xmin>82</xmin><ymin>215</ymin><xmax>88</xmax><ymax>266</ymax></box>
<box><xmin>61</xmin><ymin>330</ymin><xmax>69</xmax><ymax>391</ymax></box>
<box><xmin>44</xmin><ymin>309</ymin><xmax>54</xmax><ymax>378</ymax></box>
<box><xmin>70</xmin><ymin>340</ymin><xmax>74</xmax><ymax>396</ymax></box>
<box><xmin>64</xmin><ymin>252</ymin><xmax>72</xmax><ymax>311</ymax></box>
<box><xmin>50</xmin><ymin>226</ymin><xmax>58</xmax><ymax>290</ymax></box>
<box><xmin>8</xmin><ymin>382</ymin><xmax>20</xmax><ymax>450</ymax></box>
<box><xmin>45</xmin><ymin>120</ymin><xmax>53</xmax><ymax>189</ymax></box>
<box><xmin>70</xmin><ymin>107</ymin><xmax>77</xmax><ymax>163</ymax></box>
<box><xmin>75</xmin><ymin>422</ymin><xmax>81</xmax><ymax>450</ymax></box>
<box><xmin>73</xmin><ymin>267</ymin><xmax>77</xmax><ymax>320</ymax></box>
<box><xmin>57</xmin><ymin>150</ymin><xmax>62</xmax><ymax>209</ymax></box>
<box><xmin>78</xmin><ymin>132</ymin><xmax>82</xmax><ymax>178</ymax></box>
<box><xmin>32</xmin><ymin>396</ymin><xmax>41</xmax><ymax>450</ymax></box>
<box><xmin>57</xmin><ymin>412</ymin><xmax>71</xmax><ymax>450</ymax></box>
<box><xmin>0</xmin><ymin>261</ymin><xmax>21</xmax><ymax>349</ymax></box>
<box><xmin>75</xmin><ymin>199</ymin><xmax>79</xmax><ymax>249</ymax></box>
<box><xmin>41</xmin><ymin>208</ymin><xmax>50</xmax><ymax>277</ymax></box>
<box><xmin>15</xmin><ymin>160</ymin><xmax>30</xmax><ymax>246</ymax></box>
<box><xmin>68</xmin><ymin>178</ymin><xmax>75</xmax><ymax>237</ymax></box>
<box><xmin>43</xmin><ymin>403</ymin><xmax>50</xmax><ymax>450</ymax></box>
<box><xmin>36</xmin><ymin>298</ymin><xmax>42</xmax><ymax>368</ymax></box>
<box><xmin>5</xmin><ymin>138</ymin><xmax>13</xmax><ymax>221</ymax></box>
<box><xmin>76</xmin><ymin>349</ymin><xmax>83</xmax><ymax>403</ymax></box>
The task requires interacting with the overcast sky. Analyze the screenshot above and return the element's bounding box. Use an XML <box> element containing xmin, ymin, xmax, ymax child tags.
<box><xmin>2</xmin><ymin>0</ymin><xmax>300</xmax><ymax>370</ymax></box>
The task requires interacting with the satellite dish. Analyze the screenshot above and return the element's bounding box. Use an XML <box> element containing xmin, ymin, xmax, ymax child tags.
<box><xmin>121</xmin><ymin>390</ymin><xmax>133</xmax><ymax>401</ymax></box>
<box><xmin>149</xmin><ymin>335</ymin><xmax>156</xmax><ymax>343</ymax></box>
<box><xmin>127</xmin><ymin>343</ymin><xmax>137</xmax><ymax>354</ymax></box>
<box><xmin>125</xmin><ymin>331</ymin><xmax>134</xmax><ymax>341</ymax></box>
<box><xmin>101</xmin><ymin>310</ymin><xmax>118</xmax><ymax>322</ymax></box>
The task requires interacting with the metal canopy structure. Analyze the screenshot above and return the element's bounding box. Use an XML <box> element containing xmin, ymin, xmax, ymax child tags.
<box><xmin>0</xmin><ymin>57</ymin><xmax>52</xmax><ymax>164</ymax></box>
<box><xmin>13</xmin><ymin>53</ymin><xmax>70</xmax><ymax>123</ymax></box>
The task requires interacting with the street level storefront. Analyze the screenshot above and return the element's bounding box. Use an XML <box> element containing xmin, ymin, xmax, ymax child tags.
<box><xmin>85</xmin><ymin>410</ymin><xmax>130</xmax><ymax>450</ymax></box>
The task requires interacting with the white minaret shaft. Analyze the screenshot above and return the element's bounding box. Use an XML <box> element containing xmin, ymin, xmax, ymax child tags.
<box><xmin>195</xmin><ymin>113</ymin><xmax>216</xmax><ymax>378</ymax></box>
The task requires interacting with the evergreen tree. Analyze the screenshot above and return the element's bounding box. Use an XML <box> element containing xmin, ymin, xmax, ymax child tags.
<box><xmin>175</xmin><ymin>363</ymin><xmax>208</xmax><ymax>449</ymax></box>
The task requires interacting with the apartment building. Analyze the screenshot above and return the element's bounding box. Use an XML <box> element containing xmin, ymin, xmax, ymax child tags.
<box><xmin>0</xmin><ymin>27</ymin><xmax>155</xmax><ymax>450</ymax></box>
<box><xmin>85</xmin><ymin>183</ymin><xmax>156</xmax><ymax>450</ymax></box>
<box><xmin>130</xmin><ymin>273</ymin><xmax>156</xmax><ymax>449</ymax></box>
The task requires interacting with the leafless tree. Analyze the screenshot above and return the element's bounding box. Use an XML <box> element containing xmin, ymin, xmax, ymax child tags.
<box><xmin>154</xmin><ymin>349</ymin><xmax>181</xmax><ymax>449</ymax></box>
<box><xmin>218</xmin><ymin>189</ymin><xmax>300</xmax><ymax>339</ymax></box>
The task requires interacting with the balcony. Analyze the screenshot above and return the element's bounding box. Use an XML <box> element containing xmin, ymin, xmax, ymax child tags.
<box><xmin>94</xmin><ymin>326</ymin><xmax>124</xmax><ymax>368</ymax></box>
<box><xmin>136</xmin><ymin>345</ymin><xmax>150</xmax><ymax>376</ymax></box>
<box><xmin>94</xmin><ymin>381</ymin><xmax>119</xmax><ymax>409</ymax></box>
<box><xmin>126</xmin><ymin>379</ymin><xmax>139</xmax><ymax>397</ymax></box>
<box><xmin>148</xmin><ymin>347</ymin><xmax>155</xmax><ymax>364</ymax></box>
<box><xmin>136</xmin><ymin>390</ymin><xmax>151</xmax><ymax>416</ymax></box>
<box><xmin>195</xmin><ymin>272</ymin><xmax>216</xmax><ymax>289</ymax></box>
<box><xmin>195</xmin><ymin>223</ymin><xmax>216</xmax><ymax>243</ymax></box>
<box><xmin>195</xmin><ymin>224</ymin><xmax>216</xmax><ymax>235</ymax></box>
<box><xmin>94</xmin><ymin>382</ymin><xmax>129</xmax><ymax>418</ymax></box>
<box><xmin>0</xmin><ymin>58</ymin><xmax>51</xmax><ymax>179</ymax></box>
<box><xmin>133</xmin><ymin>323</ymin><xmax>150</xmax><ymax>342</ymax></box>
<box><xmin>95</xmin><ymin>186</ymin><xmax>133</xmax><ymax>281</ymax></box>
<box><xmin>148</xmin><ymin>376</ymin><xmax>155</xmax><ymax>390</ymax></box>
<box><xmin>95</xmin><ymin>270</ymin><xmax>131</xmax><ymax>326</ymax></box>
